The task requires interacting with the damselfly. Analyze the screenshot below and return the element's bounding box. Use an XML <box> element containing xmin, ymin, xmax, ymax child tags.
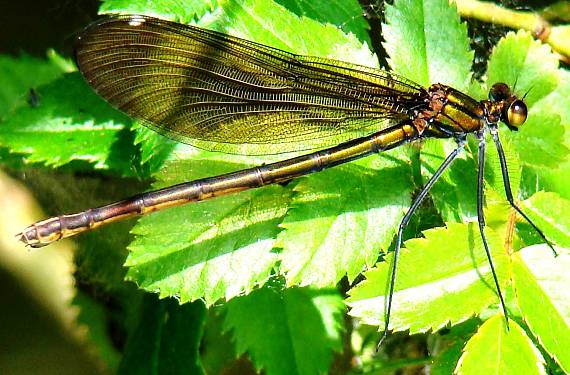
<box><xmin>17</xmin><ymin>15</ymin><xmax>555</xmax><ymax>339</ymax></box>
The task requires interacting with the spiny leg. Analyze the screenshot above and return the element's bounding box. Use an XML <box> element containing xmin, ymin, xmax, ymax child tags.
<box><xmin>476</xmin><ymin>131</ymin><xmax>509</xmax><ymax>328</ymax></box>
<box><xmin>490</xmin><ymin>127</ymin><xmax>557</xmax><ymax>257</ymax></box>
<box><xmin>378</xmin><ymin>137</ymin><xmax>466</xmax><ymax>348</ymax></box>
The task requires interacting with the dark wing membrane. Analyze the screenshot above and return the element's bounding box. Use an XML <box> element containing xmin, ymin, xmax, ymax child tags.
<box><xmin>75</xmin><ymin>14</ymin><xmax>426</xmax><ymax>155</ymax></box>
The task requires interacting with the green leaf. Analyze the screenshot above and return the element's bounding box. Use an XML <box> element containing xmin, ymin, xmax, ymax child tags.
<box><xmin>132</xmin><ymin>124</ymin><xmax>177</xmax><ymax>176</ymax></box>
<box><xmin>119</xmin><ymin>296</ymin><xmax>206</xmax><ymax>375</ymax></box>
<box><xmin>513</xmin><ymin>246</ymin><xmax>570</xmax><ymax>373</ymax></box>
<box><xmin>100</xmin><ymin>0</ymin><xmax>212</xmax><ymax>23</ymax></box>
<box><xmin>274</xmin><ymin>0</ymin><xmax>372</xmax><ymax>46</ymax></box>
<box><xmin>486</xmin><ymin>31</ymin><xmax>559</xmax><ymax>107</ymax></box>
<box><xmin>521</xmin><ymin>192</ymin><xmax>570</xmax><ymax>247</ymax></box>
<box><xmin>125</xmin><ymin>155</ymin><xmax>289</xmax><ymax>305</ymax></box>
<box><xmin>455</xmin><ymin>314</ymin><xmax>546</xmax><ymax>375</ymax></box>
<box><xmin>208</xmin><ymin>0</ymin><xmax>377</xmax><ymax>66</ymax></box>
<box><xmin>535</xmin><ymin>68</ymin><xmax>570</xmax><ymax>134</ymax></box>
<box><xmin>0</xmin><ymin>73</ymin><xmax>137</xmax><ymax>173</ymax></box>
<box><xmin>223</xmin><ymin>286</ymin><xmax>344</xmax><ymax>375</ymax></box>
<box><xmin>524</xmin><ymin>69</ymin><xmax>570</xmax><ymax>201</ymax></box>
<box><xmin>510</xmin><ymin>109</ymin><xmax>567</xmax><ymax>169</ymax></box>
<box><xmin>347</xmin><ymin>222</ymin><xmax>508</xmax><ymax>334</ymax></box>
<box><xmin>278</xmin><ymin>152</ymin><xmax>413</xmax><ymax>287</ymax></box>
<box><xmin>0</xmin><ymin>52</ymin><xmax>69</xmax><ymax>118</ymax></box>
<box><xmin>383</xmin><ymin>0</ymin><xmax>472</xmax><ymax>87</ymax></box>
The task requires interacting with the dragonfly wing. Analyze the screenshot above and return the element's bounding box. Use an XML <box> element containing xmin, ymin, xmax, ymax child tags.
<box><xmin>75</xmin><ymin>15</ymin><xmax>426</xmax><ymax>155</ymax></box>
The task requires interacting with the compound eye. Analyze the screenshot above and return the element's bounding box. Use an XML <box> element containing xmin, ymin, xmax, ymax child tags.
<box><xmin>489</xmin><ymin>82</ymin><xmax>511</xmax><ymax>102</ymax></box>
<box><xmin>506</xmin><ymin>99</ymin><xmax>527</xmax><ymax>129</ymax></box>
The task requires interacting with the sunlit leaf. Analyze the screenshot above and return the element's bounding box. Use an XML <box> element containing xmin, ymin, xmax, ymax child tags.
<box><xmin>455</xmin><ymin>314</ymin><xmax>545</xmax><ymax>375</ymax></box>
<box><xmin>513</xmin><ymin>246</ymin><xmax>570</xmax><ymax>373</ymax></box>
<box><xmin>348</xmin><ymin>222</ymin><xmax>508</xmax><ymax>334</ymax></box>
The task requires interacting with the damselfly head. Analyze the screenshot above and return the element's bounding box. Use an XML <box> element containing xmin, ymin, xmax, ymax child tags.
<box><xmin>488</xmin><ymin>82</ymin><xmax>527</xmax><ymax>131</ymax></box>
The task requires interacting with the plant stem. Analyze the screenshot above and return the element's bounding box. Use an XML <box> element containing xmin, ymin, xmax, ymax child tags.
<box><xmin>452</xmin><ymin>0</ymin><xmax>570</xmax><ymax>63</ymax></box>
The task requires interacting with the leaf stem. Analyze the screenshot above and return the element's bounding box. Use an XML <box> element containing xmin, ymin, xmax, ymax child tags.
<box><xmin>452</xmin><ymin>0</ymin><xmax>570</xmax><ymax>63</ymax></box>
